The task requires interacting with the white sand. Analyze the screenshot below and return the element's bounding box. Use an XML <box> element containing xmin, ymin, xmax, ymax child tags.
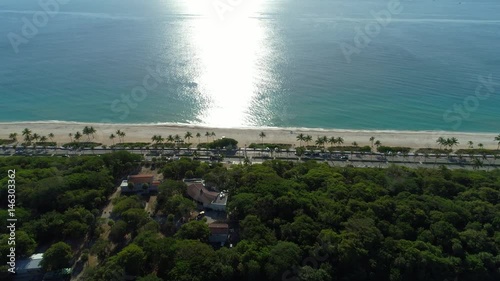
<box><xmin>0</xmin><ymin>122</ymin><xmax>498</xmax><ymax>149</ymax></box>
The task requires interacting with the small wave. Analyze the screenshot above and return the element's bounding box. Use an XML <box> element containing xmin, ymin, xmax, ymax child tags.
<box><xmin>0</xmin><ymin>120</ymin><xmax>495</xmax><ymax>135</ymax></box>
<box><xmin>0</xmin><ymin>10</ymin><xmax>209</xmax><ymax>20</ymax></box>
<box><xmin>0</xmin><ymin>10</ymin><xmax>143</xmax><ymax>20</ymax></box>
<box><xmin>300</xmin><ymin>17</ymin><xmax>500</xmax><ymax>24</ymax></box>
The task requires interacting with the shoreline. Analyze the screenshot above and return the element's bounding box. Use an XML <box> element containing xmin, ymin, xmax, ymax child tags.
<box><xmin>0</xmin><ymin>121</ymin><xmax>498</xmax><ymax>149</ymax></box>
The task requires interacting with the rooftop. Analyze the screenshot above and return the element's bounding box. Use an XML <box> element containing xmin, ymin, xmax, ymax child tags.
<box><xmin>129</xmin><ymin>174</ymin><xmax>155</xmax><ymax>179</ymax></box>
<box><xmin>128</xmin><ymin>174</ymin><xmax>154</xmax><ymax>184</ymax></box>
<box><xmin>186</xmin><ymin>183</ymin><xmax>219</xmax><ymax>205</ymax></box>
<box><xmin>212</xmin><ymin>191</ymin><xmax>228</xmax><ymax>205</ymax></box>
<box><xmin>16</xmin><ymin>253</ymin><xmax>43</xmax><ymax>271</ymax></box>
<box><xmin>183</xmin><ymin>178</ymin><xmax>204</xmax><ymax>183</ymax></box>
<box><xmin>209</xmin><ymin>223</ymin><xmax>229</xmax><ymax>235</ymax></box>
<box><xmin>208</xmin><ymin>223</ymin><xmax>229</xmax><ymax>229</ymax></box>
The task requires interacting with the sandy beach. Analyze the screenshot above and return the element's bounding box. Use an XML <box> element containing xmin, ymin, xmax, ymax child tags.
<box><xmin>0</xmin><ymin>122</ymin><xmax>498</xmax><ymax>150</ymax></box>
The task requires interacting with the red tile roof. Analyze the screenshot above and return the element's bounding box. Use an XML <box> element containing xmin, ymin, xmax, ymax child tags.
<box><xmin>128</xmin><ymin>175</ymin><xmax>154</xmax><ymax>185</ymax></box>
<box><xmin>209</xmin><ymin>223</ymin><xmax>229</xmax><ymax>235</ymax></box>
<box><xmin>186</xmin><ymin>183</ymin><xmax>218</xmax><ymax>205</ymax></box>
<box><xmin>129</xmin><ymin>174</ymin><xmax>154</xmax><ymax>179</ymax></box>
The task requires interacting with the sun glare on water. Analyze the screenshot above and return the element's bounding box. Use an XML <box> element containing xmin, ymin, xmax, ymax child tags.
<box><xmin>179</xmin><ymin>0</ymin><xmax>267</xmax><ymax>127</ymax></box>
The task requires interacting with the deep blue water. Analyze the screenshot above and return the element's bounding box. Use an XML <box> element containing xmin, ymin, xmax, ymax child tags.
<box><xmin>0</xmin><ymin>0</ymin><xmax>499</xmax><ymax>132</ymax></box>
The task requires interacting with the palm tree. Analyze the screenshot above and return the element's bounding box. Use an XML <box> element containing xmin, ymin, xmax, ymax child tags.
<box><xmin>74</xmin><ymin>132</ymin><xmax>82</xmax><ymax>143</ymax></box>
<box><xmin>304</xmin><ymin>135</ymin><xmax>312</xmax><ymax>147</ymax></box>
<box><xmin>68</xmin><ymin>133</ymin><xmax>73</xmax><ymax>143</ymax></box>
<box><xmin>211</xmin><ymin>132</ymin><xmax>216</xmax><ymax>140</ymax></box>
<box><xmin>22</xmin><ymin>128</ymin><xmax>31</xmax><ymax>138</ymax></box>
<box><xmin>109</xmin><ymin>134</ymin><xmax>116</xmax><ymax>145</ymax></box>
<box><xmin>495</xmin><ymin>134</ymin><xmax>500</xmax><ymax>150</ymax></box>
<box><xmin>259</xmin><ymin>131</ymin><xmax>266</xmax><ymax>147</ymax></box>
<box><xmin>336</xmin><ymin>137</ymin><xmax>344</xmax><ymax>146</ymax></box>
<box><xmin>436</xmin><ymin>137</ymin><xmax>445</xmax><ymax>149</ymax></box>
<box><xmin>449</xmin><ymin>137</ymin><xmax>459</xmax><ymax>150</ymax></box>
<box><xmin>174</xmin><ymin>134</ymin><xmax>181</xmax><ymax>145</ymax></box>
<box><xmin>369</xmin><ymin>136</ymin><xmax>375</xmax><ymax>147</ymax></box>
<box><xmin>116</xmin><ymin>130</ymin><xmax>122</xmax><ymax>143</ymax></box>
<box><xmin>442</xmin><ymin>138</ymin><xmax>450</xmax><ymax>150</ymax></box>
<box><xmin>32</xmin><ymin>133</ymin><xmax>40</xmax><ymax>145</ymax></box>
<box><xmin>321</xmin><ymin>136</ymin><xmax>328</xmax><ymax>149</ymax></box>
<box><xmin>328</xmin><ymin>136</ymin><xmax>336</xmax><ymax>148</ymax></box>
<box><xmin>374</xmin><ymin>140</ymin><xmax>382</xmax><ymax>149</ymax></box>
<box><xmin>22</xmin><ymin>128</ymin><xmax>32</xmax><ymax>143</ymax></box>
<box><xmin>296</xmin><ymin>133</ymin><xmax>305</xmax><ymax>147</ymax></box>
<box><xmin>196</xmin><ymin>132</ymin><xmax>201</xmax><ymax>144</ymax></box>
<box><xmin>467</xmin><ymin>141</ymin><xmax>474</xmax><ymax>149</ymax></box>
<box><xmin>478</xmin><ymin>143</ymin><xmax>484</xmax><ymax>149</ymax></box>
<box><xmin>89</xmin><ymin>126</ymin><xmax>96</xmax><ymax>140</ymax></box>
<box><xmin>117</xmin><ymin>130</ymin><xmax>126</xmax><ymax>143</ymax></box>
<box><xmin>185</xmin><ymin>132</ymin><xmax>193</xmax><ymax>143</ymax></box>
<box><xmin>83</xmin><ymin>126</ymin><xmax>91</xmax><ymax>141</ymax></box>
<box><xmin>116</xmin><ymin>130</ymin><xmax>125</xmax><ymax>143</ymax></box>
<box><xmin>83</xmin><ymin>126</ymin><xmax>96</xmax><ymax>141</ymax></box>
<box><xmin>352</xmin><ymin>141</ymin><xmax>358</xmax><ymax>147</ymax></box>
<box><xmin>167</xmin><ymin>135</ymin><xmax>174</xmax><ymax>144</ymax></box>
<box><xmin>472</xmin><ymin>157</ymin><xmax>483</xmax><ymax>170</ymax></box>
<box><xmin>205</xmin><ymin>132</ymin><xmax>211</xmax><ymax>142</ymax></box>
<box><xmin>152</xmin><ymin>135</ymin><xmax>164</xmax><ymax>145</ymax></box>
<box><xmin>315</xmin><ymin>136</ymin><xmax>324</xmax><ymax>148</ymax></box>
<box><xmin>8</xmin><ymin>133</ymin><xmax>17</xmax><ymax>142</ymax></box>
<box><xmin>39</xmin><ymin>136</ymin><xmax>47</xmax><ymax>150</ymax></box>
<box><xmin>48</xmin><ymin>133</ymin><xmax>54</xmax><ymax>143</ymax></box>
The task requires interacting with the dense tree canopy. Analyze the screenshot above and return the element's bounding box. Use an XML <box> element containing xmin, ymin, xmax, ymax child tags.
<box><xmin>40</xmin><ymin>242</ymin><xmax>72</xmax><ymax>271</ymax></box>
<box><xmin>1</xmin><ymin>155</ymin><xmax>499</xmax><ymax>281</ymax></box>
<box><xmin>0</xmin><ymin>153</ymin><xmax>141</xmax><ymax>266</ymax></box>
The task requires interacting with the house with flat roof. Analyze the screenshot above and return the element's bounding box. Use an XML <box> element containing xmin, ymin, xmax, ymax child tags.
<box><xmin>14</xmin><ymin>253</ymin><xmax>44</xmax><ymax>281</ymax></box>
<box><xmin>185</xmin><ymin>182</ymin><xmax>228</xmax><ymax>211</ymax></box>
<box><xmin>120</xmin><ymin>174</ymin><xmax>160</xmax><ymax>194</ymax></box>
<box><xmin>208</xmin><ymin>223</ymin><xmax>230</xmax><ymax>245</ymax></box>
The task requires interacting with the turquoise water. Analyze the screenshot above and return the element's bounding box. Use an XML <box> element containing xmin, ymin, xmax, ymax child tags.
<box><xmin>0</xmin><ymin>0</ymin><xmax>499</xmax><ymax>132</ymax></box>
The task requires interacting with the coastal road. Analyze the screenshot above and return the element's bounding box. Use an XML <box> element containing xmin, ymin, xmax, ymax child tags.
<box><xmin>1</xmin><ymin>146</ymin><xmax>498</xmax><ymax>171</ymax></box>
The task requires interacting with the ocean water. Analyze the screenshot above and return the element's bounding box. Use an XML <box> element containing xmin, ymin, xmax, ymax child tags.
<box><xmin>0</xmin><ymin>0</ymin><xmax>499</xmax><ymax>132</ymax></box>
